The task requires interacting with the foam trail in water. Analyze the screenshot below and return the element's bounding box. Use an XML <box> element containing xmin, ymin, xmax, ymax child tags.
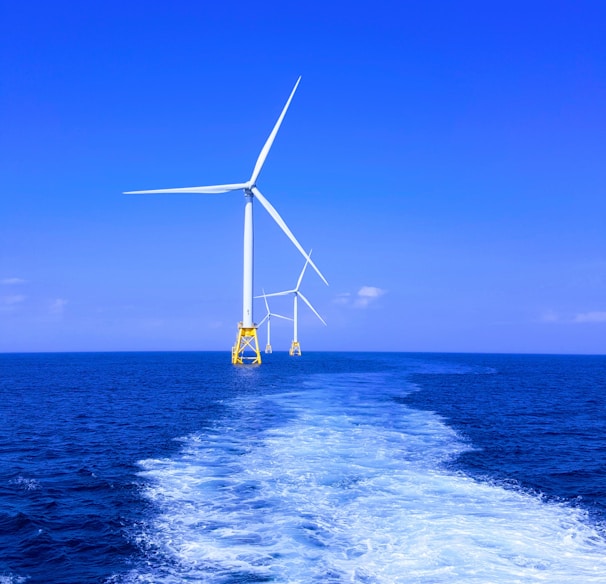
<box><xmin>120</xmin><ymin>373</ymin><xmax>606</xmax><ymax>583</ymax></box>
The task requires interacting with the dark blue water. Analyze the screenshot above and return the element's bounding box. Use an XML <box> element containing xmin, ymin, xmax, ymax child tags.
<box><xmin>403</xmin><ymin>354</ymin><xmax>606</xmax><ymax>516</ymax></box>
<box><xmin>1</xmin><ymin>352</ymin><xmax>605</xmax><ymax>583</ymax></box>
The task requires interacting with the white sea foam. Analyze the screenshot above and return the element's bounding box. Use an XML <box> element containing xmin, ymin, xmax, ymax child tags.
<box><xmin>9</xmin><ymin>476</ymin><xmax>41</xmax><ymax>491</ymax></box>
<box><xmin>0</xmin><ymin>576</ymin><xmax>29</xmax><ymax>584</ymax></box>
<box><xmin>124</xmin><ymin>372</ymin><xmax>606</xmax><ymax>583</ymax></box>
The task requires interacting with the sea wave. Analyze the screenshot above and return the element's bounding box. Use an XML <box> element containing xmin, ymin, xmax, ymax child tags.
<box><xmin>122</xmin><ymin>372</ymin><xmax>606</xmax><ymax>583</ymax></box>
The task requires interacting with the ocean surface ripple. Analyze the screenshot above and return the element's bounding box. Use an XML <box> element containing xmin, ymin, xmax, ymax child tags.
<box><xmin>1</xmin><ymin>352</ymin><xmax>605</xmax><ymax>583</ymax></box>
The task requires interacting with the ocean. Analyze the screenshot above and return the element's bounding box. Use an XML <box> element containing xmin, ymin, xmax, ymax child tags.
<box><xmin>1</xmin><ymin>351</ymin><xmax>605</xmax><ymax>583</ymax></box>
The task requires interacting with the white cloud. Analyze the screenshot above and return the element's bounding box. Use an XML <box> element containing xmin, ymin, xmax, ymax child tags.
<box><xmin>358</xmin><ymin>286</ymin><xmax>385</xmax><ymax>299</ymax></box>
<box><xmin>573</xmin><ymin>311</ymin><xmax>606</xmax><ymax>323</ymax></box>
<box><xmin>540</xmin><ymin>310</ymin><xmax>560</xmax><ymax>323</ymax></box>
<box><xmin>334</xmin><ymin>286</ymin><xmax>387</xmax><ymax>308</ymax></box>
<box><xmin>333</xmin><ymin>292</ymin><xmax>351</xmax><ymax>305</ymax></box>
<box><xmin>1</xmin><ymin>277</ymin><xmax>26</xmax><ymax>285</ymax></box>
<box><xmin>355</xmin><ymin>286</ymin><xmax>386</xmax><ymax>308</ymax></box>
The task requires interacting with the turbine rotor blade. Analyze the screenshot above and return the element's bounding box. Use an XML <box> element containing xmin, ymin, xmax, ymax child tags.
<box><xmin>124</xmin><ymin>183</ymin><xmax>247</xmax><ymax>195</ymax></box>
<box><xmin>261</xmin><ymin>288</ymin><xmax>270</xmax><ymax>313</ymax></box>
<box><xmin>252</xmin><ymin>186</ymin><xmax>328</xmax><ymax>286</ymax></box>
<box><xmin>296</xmin><ymin>250</ymin><xmax>311</xmax><ymax>291</ymax></box>
<box><xmin>249</xmin><ymin>77</ymin><xmax>301</xmax><ymax>185</ymax></box>
<box><xmin>298</xmin><ymin>291</ymin><xmax>327</xmax><ymax>326</ymax></box>
<box><xmin>260</xmin><ymin>290</ymin><xmax>294</xmax><ymax>298</ymax></box>
<box><xmin>271</xmin><ymin>313</ymin><xmax>293</xmax><ymax>321</ymax></box>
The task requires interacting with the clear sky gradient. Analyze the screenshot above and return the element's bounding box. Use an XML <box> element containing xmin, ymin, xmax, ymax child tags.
<box><xmin>1</xmin><ymin>1</ymin><xmax>605</xmax><ymax>354</ymax></box>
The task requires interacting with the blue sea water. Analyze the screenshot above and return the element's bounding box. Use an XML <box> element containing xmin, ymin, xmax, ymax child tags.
<box><xmin>1</xmin><ymin>352</ymin><xmax>605</xmax><ymax>583</ymax></box>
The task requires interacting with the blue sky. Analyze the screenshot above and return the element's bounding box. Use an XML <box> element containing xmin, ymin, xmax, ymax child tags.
<box><xmin>1</xmin><ymin>1</ymin><xmax>605</xmax><ymax>354</ymax></box>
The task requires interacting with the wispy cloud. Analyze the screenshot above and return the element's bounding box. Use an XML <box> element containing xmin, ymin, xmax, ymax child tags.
<box><xmin>50</xmin><ymin>298</ymin><xmax>68</xmax><ymax>315</ymax></box>
<box><xmin>539</xmin><ymin>310</ymin><xmax>606</xmax><ymax>324</ymax></box>
<box><xmin>335</xmin><ymin>286</ymin><xmax>387</xmax><ymax>309</ymax></box>
<box><xmin>1</xmin><ymin>277</ymin><xmax>26</xmax><ymax>285</ymax></box>
<box><xmin>573</xmin><ymin>311</ymin><xmax>606</xmax><ymax>323</ymax></box>
<box><xmin>333</xmin><ymin>292</ymin><xmax>352</xmax><ymax>305</ymax></box>
<box><xmin>0</xmin><ymin>294</ymin><xmax>26</xmax><ymax>313</ymax></box>
<box><xmin>355</xmin><ymin>286</ymin><xmax>386</xmax><ymax>308</ymax></box>
<box><xmin>539</xmin><ymin>310</ymin><xmax>560</xmax><ymax>323</ymax></box>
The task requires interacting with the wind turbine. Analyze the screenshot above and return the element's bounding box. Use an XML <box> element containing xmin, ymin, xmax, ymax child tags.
<box><xmin>258</xmin><ymin>290</ymin><xmax>292</xmax><ymax>354</ymax></box>
<box><xmin>124</xmin><ymin>77</ymin><xmax>328</xmax><ymax>364</ymax></box>
<box><xmin>260</xmin><ymin>251</ymin><xmax>326</xmax><ymax>356</ymax></box>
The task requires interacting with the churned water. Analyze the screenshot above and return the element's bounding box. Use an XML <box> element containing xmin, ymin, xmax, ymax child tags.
<box><xmin>1</xmin><ymin>352</ymin><xmax>605</xmax><ymax>582</ymax></box>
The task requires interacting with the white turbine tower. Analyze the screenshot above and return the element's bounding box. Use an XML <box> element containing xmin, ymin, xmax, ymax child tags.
<box><xmin>124</xmin><ymin>77</ymin><xmax>328</xmax><ymax>364</ymax></box>
<box><xmin>258</xmin><ymin>290</ymin><xmax>292</xmax><ymax>354</ymax></box>
<box><xmin>261</xmin><ymin>251</ymin><xmax>326</xmax><ymax>356</ymax></box>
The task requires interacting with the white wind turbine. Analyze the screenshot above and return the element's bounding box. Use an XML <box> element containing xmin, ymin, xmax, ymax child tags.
<box><xmin>261</xmin><ymin>251</ymin><xmax>326</xmax><ymax>356</ymax></box>
<box><xmin>124</xmin><ymin>77</ymin><xmax>328</xmax><ymax>364</ymax></box>
<box><xmin>258</xmin><ymin>290</ymin><xmax>292</xmax><ymax>354</ymax></box>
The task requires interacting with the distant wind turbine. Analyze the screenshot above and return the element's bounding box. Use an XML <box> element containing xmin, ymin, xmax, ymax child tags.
<box><xmin>260</xmin><ymin>251</ymin><xmax>326</xmax><ymax>356</ymax></box>
<box><xmin>124</xmin><ymin>77</ymin><xmax>328</xmax><ymax>364</ymax></box>
<box><xmin>258</xmin><ymin>290</ymin><xmax>292</xmax><ymax>354</ymax></box>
